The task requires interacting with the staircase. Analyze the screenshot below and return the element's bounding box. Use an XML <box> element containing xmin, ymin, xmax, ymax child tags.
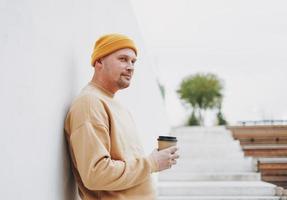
<box><xmin>157</xmin><ymin>126</ymin><xmax>280</xmax><ymax>200</ymax></box>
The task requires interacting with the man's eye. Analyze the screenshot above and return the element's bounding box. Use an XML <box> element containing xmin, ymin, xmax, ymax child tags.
<box><xmin>119</xmin><ymin>57</ymin><xmax>126</xmax><ymax>61</ymax></box>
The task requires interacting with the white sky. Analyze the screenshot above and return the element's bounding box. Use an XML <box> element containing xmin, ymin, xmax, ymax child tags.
<box><xmin>130</xmin><ymin>0</ymin><xmax>287</xmax><ymax>126</ymax></box>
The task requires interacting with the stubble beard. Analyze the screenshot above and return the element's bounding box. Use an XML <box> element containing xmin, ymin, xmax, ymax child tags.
<box><xmin>117</xmin><ymin>75</ymin><xmax>131</xmax><ymax>89</ymax></box>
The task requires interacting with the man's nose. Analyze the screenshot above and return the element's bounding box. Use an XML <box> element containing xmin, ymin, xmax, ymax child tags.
<box><xmin>126</xmin><ymin>62</ymin><xmax>134</xmax><ymax>71</ymax></box>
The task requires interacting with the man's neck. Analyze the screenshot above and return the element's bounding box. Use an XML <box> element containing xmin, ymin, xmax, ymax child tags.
<box><xmin>91</xmin><ymin>77</ymin><xmax>117</xmax><ymax>95</ymax></box>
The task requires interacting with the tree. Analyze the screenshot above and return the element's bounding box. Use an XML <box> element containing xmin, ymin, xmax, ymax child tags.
<box><xmin>216</xmin><ymin>110</ymin><xmax>228</xmax><ymax>125</ymax></box>
<box><xmin>177</xmin><ymin>73</ymin><xmax>225</xmax><ymax>126</ymax></box>
<box><xmin>188</xmin><ymin>111</ymin><xmax>200</xmax><ymax>126</ymax></box>
<box><xmin>157</xmin><ymin>80</ymin><xmax>165</xmax><ymax>100</ymax></box>
<box><xmin>216</xmin><ymin>107</ymin><xmax>228</xmax><ymax>125</ymax></box>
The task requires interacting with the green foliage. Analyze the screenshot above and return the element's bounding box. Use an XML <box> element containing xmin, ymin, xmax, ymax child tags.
<box><xmin>216</xmin><ymin>110</ymin><xmax>228</xmax><ymax>125</ymax></box>
<box><xmin>187</xmin><ymin>111</ymin><xmax>200</xmax><ymax>126</ymax></box>
<box><xmin>157</xmin><ymin>80</ymin><xmax>165</xmax><ymax>100</ymax></box>
<box><xmin>177</xmin><ymin>73</ymin><xmax>225</xmax><ymax>125</ymax></box>
<box><xmin>177</xmin><ymin>73</ymin><xmax>223</xmax><ymax>110</ymax></box>
<box><xmin>159</xmin><ymin>83</ymin><xmax>165</xmax><ymax>100</ymax></box>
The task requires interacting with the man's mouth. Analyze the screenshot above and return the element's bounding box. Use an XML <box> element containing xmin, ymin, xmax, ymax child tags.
<box><xmin>122</xmin><ymin>74</ymin><xmax>131</xmax><ymax>80</ymax></box>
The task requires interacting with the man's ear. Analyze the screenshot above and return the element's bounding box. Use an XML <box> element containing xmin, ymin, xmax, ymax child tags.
<box><xmin>97</xmin><ymin>58</ymin><xmax>102</xmax><ymax>64</ymax></box>
<box><xmin>94</xmin><ymin>59</ymin><xmax>103</xmax><ymax>69</ymax></box>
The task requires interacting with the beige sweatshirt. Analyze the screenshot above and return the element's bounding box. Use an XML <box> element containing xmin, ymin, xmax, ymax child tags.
<box><xmin>64</xmin><ymin>82</ymin><xmax>158</xmax><ymax>200</ymax></box>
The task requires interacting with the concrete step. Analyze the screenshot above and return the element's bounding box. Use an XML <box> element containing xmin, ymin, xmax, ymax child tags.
<box><xmin>178</xmin><ymin>141</ymin><xmax>241</xmax><ymax>148</ymax></box>
<box><xmin>159</xmin><ymin>172</ymin><xmax>261</xmax><ymax>181</ymax></box>
<box><xmin>180</xmin><ymin>152</ymin><xmax>244</xmax><ymax>159</ymax></box>
<box><xmin>157</xmin><ymin>181</ymin><xmax>276</xmax><ymax>196</ymax></box>
<box><xmin>157</xmin><ymin>196</ymin><xmax>280</xmax><ymax>200</ymax></box>
<box><xmin>178</xmin><ymin>142</ymin><xmax>241</xmax><ymax>150</ymax></box>
<box><xmin>175</xmin><ymin>137</ymin><xmax>235</xmax><ymax>145</ymax></box>
<box><xmin>173</xmin><ymin>159</ymin><xmax>255</xmax><ymax>172</ymax></box>
<box><xmin>172</xmin><ymin>132</ymin><xmax>233</xmax><ymax>138</ymax></box>
<box><xmin>172</xmin><ymin>126</ymin><xmax>229</xmax><ymax>135</ymax></box>
<box><xmin>179</xmin><ymin>148</ymin><xmax>244</xmax><ymax>159</ymax></box>
<box><xmin>178</xmin><ymin>140</ymin><xmax>244</xmax><ymax>158</ymax></box>
<box><xmin>174</xmin><ymin>133</ymin><xmax>234</xmax><ymax>141</ymax></box>
<box><xmin>159</xmin><ymin>127</ymin><xmax>278</xmax><ymax>199</ymax></box>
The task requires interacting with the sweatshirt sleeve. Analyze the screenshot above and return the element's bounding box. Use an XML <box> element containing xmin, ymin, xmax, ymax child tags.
<box><xmin>70</xmin><ymin>121</ymin><xmax>156</xmax><ymax>191</ymax></box>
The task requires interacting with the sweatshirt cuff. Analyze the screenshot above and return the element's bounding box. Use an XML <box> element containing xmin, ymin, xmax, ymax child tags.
<box><xmin>147</xmin><ymin>155</ymin><xmax>159</xmax><ymax>173</ymax></box>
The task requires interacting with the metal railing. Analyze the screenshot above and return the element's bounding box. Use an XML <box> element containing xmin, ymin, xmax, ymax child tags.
<box><xmin>238</xmin><ymin>120</ymin><xmax>287</xmax><ymax>126</ymax></box>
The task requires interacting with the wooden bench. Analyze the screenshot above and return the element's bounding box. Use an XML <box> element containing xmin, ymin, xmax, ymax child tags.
<box><xmin>227</xmin><ymin>125</ymin><xmax>287</xmax><ymax>188</ymax></box>
<box><xmin>227</xmin><ymin>125</ymin><xmax>287</xmax><ymax>145</ymax></box>
<box><xmin>257</xmin><ymin>158</ymin><xmax>287</xmax><ymax>188</ymax></box>
<box><xmin>242</xmin><ymin>145</ymin><xmax>287</xmax><ymax>157</ymax></box>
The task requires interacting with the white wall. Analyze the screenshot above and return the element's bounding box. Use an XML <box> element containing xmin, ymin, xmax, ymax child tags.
<box><xmin>0</xmin><ymin>0</ymin><xmax>169</xmax><ymax>199</ymax></box>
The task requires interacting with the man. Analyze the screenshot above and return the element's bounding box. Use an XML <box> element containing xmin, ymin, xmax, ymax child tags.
<box><xmin>64</xmin><ymin>33</ymin><xmax>179</xmax><ymax>200</ymax></box>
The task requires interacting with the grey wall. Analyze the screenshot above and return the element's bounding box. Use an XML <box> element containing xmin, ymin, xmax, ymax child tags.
<box><xmin>0</xmin><ymin>0</ymin><xmax>169</xmax><ymax>199</ymax></box>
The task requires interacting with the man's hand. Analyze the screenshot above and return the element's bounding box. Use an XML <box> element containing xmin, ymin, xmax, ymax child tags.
<box><xmin>150</xmin><ymin>146</ymin><xmax>179</xmax><ymax>172</ymax></box>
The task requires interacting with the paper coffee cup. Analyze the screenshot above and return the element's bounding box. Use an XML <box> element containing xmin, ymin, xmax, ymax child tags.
<box><xmin>157</xmin><ymin>136</ymin><xmax>177</xmax><ymax>150</ymax></box>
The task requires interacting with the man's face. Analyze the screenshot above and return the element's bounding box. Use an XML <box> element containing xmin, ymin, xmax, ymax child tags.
<box><xmin>99</xmin><ymin>48</ymin><xmax>137</xmax><ymax>92</ymax></box>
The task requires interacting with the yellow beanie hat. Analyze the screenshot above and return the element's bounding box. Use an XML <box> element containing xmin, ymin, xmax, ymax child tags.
<box><xmin>91</xmin><ymin>33</ymin><xmax>137</xmax><ymax>66</ymax></box>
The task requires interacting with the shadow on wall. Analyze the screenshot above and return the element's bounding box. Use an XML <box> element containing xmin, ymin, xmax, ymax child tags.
<box><xmin>61</xmin><ymin>55</ymin><xmax>80</xmax><ymax>200</ymax></box>
<box><xmin>62</xmin><ymin>135</ymin><xmax>78</xmax><ymax>200</ymax></box>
